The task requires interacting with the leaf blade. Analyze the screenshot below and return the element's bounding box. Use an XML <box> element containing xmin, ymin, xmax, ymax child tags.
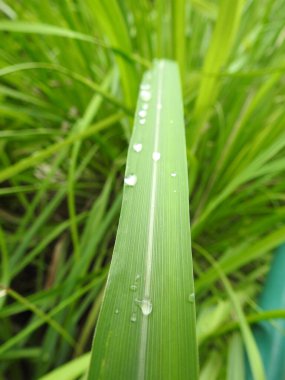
<box><xmin>87</xmin><ymin>60</ymin><xmax>198</xmax><ymax>379</ymax></box>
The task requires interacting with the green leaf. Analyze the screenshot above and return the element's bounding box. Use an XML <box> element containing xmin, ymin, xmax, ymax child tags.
<box><xmin>38</xmin><ymin>353</ymin><xmax>90</xmax><ymax>380</ymax></box>
<box><xmin>197</xmin><ymin>246</ymin><xmax>265</xmax><ymax>380</ymax></box>
<box><xmin>84</xmin><ymin>0</ymin><xmax>138</xmax><ymax>108</ymax></box>
<box><xmin>199</xmin><ymin>351</ymin><xmax>221</xmax><ymax>380</ymax></box>
<box><xmin>171</xmin><ymin>0</ymin><xmax>186</xmax><ymax>77</ymax></box>
<box><xmin>190</xmin><ymin>0</ymin><xmax>245</xmax><ymax>148</ymax></box>
<box><xmin>0</xmin><ymin>21</ymin><xmax>101</xmax><ymax>43</ymax></box>
<box><xmin>87</xmin><ymin>60</ymin><xmax>198</xmax><ymax>379</ymax></box>
<box><xmin>191</xmin><ymin>0</ymin><xmax>218</xmax><ymax>20</ymax></box>
<box><xmin>227</xmin><ymin>334</ymin><xmax>245</xmax><ymax>380</ymax></box>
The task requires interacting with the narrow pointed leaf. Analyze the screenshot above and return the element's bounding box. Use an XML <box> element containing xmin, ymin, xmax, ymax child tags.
<box><xmin>87</xmin><ymin>60</ymin><xmax>198</xmax><ymax>379</ymax></box>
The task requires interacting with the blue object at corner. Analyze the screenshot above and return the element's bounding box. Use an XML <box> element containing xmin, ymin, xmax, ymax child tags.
<box><xmin>246</xmin><ymin>244</ymin><xmax>285</xmax><ymax>380</ymax></box>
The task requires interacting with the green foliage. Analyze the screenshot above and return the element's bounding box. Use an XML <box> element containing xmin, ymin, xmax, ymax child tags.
<box><xmin>0</xmin><ymin>0</ymin><xmax>285</xmax><ymax>379</ymax></box>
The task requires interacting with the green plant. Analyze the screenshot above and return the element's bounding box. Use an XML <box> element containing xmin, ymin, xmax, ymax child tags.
<box><xmin>0</xmin><ymin>0</ymin><xmax>285</xmax><ymax>379</ymax></box>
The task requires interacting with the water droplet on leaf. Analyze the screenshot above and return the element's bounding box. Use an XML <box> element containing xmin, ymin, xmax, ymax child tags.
<box><xmin>140</xmin><ymin>90</ymin><xmax>151</xmax><ymax>102</ymax></box>
<box><xmin>141</xmin><ymin>83</ymin><xmax>151</xmax><ymax>90</ymax></box>
<box><xmin>152</xmin><ymin>152</ymin><xmax>161</xmax><ymax>161</ymax></box>
<box><xmin>133</xmin><ymin>143</ymin><xmax>142</xmax><ymax>152</ymax></box>
<box><xmin>135</xmin><ymin>298</ymin><xmax>152</xmax><ymax>316</ymax></box>
<box><xmin>138</xmin><ymin>110</ymin><xmax>147</xmax><ymax>118</ymax></box>
<box><xmin>188</xmin><ymin>293</ymin><xmax>195</xmax><ymax>303</ymax></box>
<box><xmin>124</xmin><ymin>174</ymin><xmax>137</xmax><ymax>186</ymax></box>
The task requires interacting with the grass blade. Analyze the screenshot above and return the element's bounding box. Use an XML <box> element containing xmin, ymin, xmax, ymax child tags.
<box><xmin>39</xmin><ymin>353</ymin><xmax>90</xmax><ymax>380</ymax></box>
<box><xmin>171</xmin><ymin>0</ymin><xmax>186</xmax><ymax>78</ymax></box>
<box><xmin>197</xmin><ymin>246</ymin><xmax>265</xmax><ymax>380</ymax></box>
<box><xmin>190</xmin><ymin>0</ymin><xmax>245</xmax><ymax>148</ymax></box>
<box><xmin>87</xmin><ymin>60</ymin><xmax>198</xmax><ymax>379</ymax></box>
<box><xmin>85</xmin><ymin>0</ymin><xmax>138</xmax><ymax>108</ymax></box>
<box><xmin>199</xmin><ymin>351</ymin><xmax>221</xmax><ymax>380</ymax></box>
<box><xmin>227</xmin><ymin>334</ymin><xmax>245</xmax><ymax>380</ymax></box>
<box><xmin>0</xmin><ymin>113</ymin><xmax>122</xmax><ymax>184</ymax></box>
<box><xmin>0</xmin><ymin>21</ymin><xmax>100</xmax><ymax>44</ymax></box>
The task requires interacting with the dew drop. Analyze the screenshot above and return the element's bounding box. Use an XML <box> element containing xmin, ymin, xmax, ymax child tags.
<box><xmin>188</xmin><ymin>293</ymin><xmax>195</xmax><ymax>303</ymax></box>
<box><xmin>139</xmin><ymin>118</ymin><xmax>146</xmax><ymax>125</ymax></box>
<box><xmin>140</xmin><ymin>83</ymin><xmax>151</xmax><ymax>90</ymax></box>
<box><xmin>152</xmin><ymin>152</ymin><xmax>161</xmax><ymax>161</ymax></box>
<box><xmin>138</xmin><ymin>110</ymin><xmax>147</xmax><ymax>118</ymax></box>
<box><xmin>130</xmin><ymin>313</ymin><xmax>137</xmax><ymax>323</ymax></box>
<box><xmin>135</xmin><ymin>298</ymin><xmax>152</xmax><ymax>316</ymax></box>
<box><xmin>157</xmin><ymin>103</ymin><xmax>162</xmax><ymax>109</ymax></box>
<box><xmin>140</xmin><ymin>90</ymin><xmax>151</xmax><ymax>102</ymax></box>
<box><xmin>171</xmin><ymin>172</ymin><xmax>177</xmax><ymax>177</ymax></box>
<box><xmin>133</xmin><ymin>143</ymin><xmax>142</xmax><ymax>152</ymax></box>
<box><xmin>170</xmin><ymin>119</ymin><xmax>174</xmax><ymax>124</ymax></box>
<box><xmin>115</xmin><ymin>309</ymin><xmax>119</xmax><ymax>314</ymax></box>
<box><xmin>135</xmin><ymin>274</ymin><xmax>141</xmax><ymax>282</ymax></box>
<box><xmin>142</xmin><ymin>104</ymin><xmax>148</xmax><ymax>110</ymax></box>
<box><xmin>124</xmin><ymin>174</ymin><xmax>137</xmax><ymax>186</ymax></box>
<box><xmin>130</xmin><ymin>284</ymin><xmax>137</xmax><ymax>292</ymax></box>
<box><xmin>174</xmin><ymin>190</ymin><xmax>177</xmax><ymax>193</ymax></box>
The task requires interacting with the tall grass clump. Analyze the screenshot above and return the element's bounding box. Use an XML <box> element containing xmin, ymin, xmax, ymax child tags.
<box><xmin>0</xmin><ymin>0</ymin><xmax>285</xmax><ymax>379</ymax></box>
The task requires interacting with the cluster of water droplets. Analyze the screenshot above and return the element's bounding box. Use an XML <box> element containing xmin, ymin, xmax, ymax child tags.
<box><xmin>129</xmin><ymin>275</ymin><xmax>142</xmax><ymax>322</ymax></box>
<box><xmin>138</xmin><ymin>82</ymin><xmax>151</xmax><ymax>125</ymax></box>
<box><xmin>124</xmin><ymin>77</ymin><xmax>180</xmax><ymax>191</ymax></box>
<box><xmin>124</xmin><ymin>80</ymin><xmax>150</xmax><ymax>187</ymax></box>
<box><xmin>140</xmin><ymin>83</ymin><xmax>151</xmax><ymax>101</ymax></box>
